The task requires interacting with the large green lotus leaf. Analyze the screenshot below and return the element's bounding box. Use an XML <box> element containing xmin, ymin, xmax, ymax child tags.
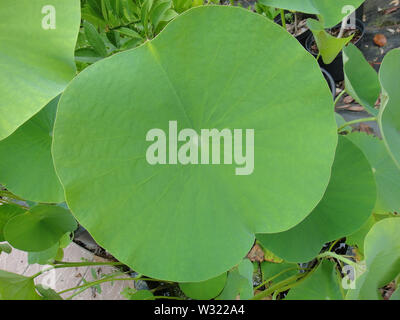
<box><xmin>179</xmin><ymin>272</ymin><xmax>227</xmax><ymax>300</ymax></box>
<box><xmin>0</xmin><ymin>0</ymin><xmax>80</xmax><ymax>141</ymax></box>
<box><xmin>347</xmin><ymin>132</ymin><xmax>400</xmax><ymax>214</ymax></box>
<box><xmin>347</xmin><ymin>217</ymin><xmax>400</xmax><ymax>300</ymax></box>
<box><xmin>257</xmin><ymin>136</ymin><xmax>376</xmax><ymax>262</ymax></box>
<box><xmin>53</xmin><ymin>6</ymin><xmax>337</xmax><ymax>282</ymax></box>
<box><xmin>0</xmin><ymin>97</ymin><xmax>64</xmax><ymax>203</ymax></box>
<box><xmin>258</xmin><ymin>0</ymin><xmax>364</xmax><ymax>27</ymax></box>
<box><xmin>343</xmin><ymin>44</ymin><xmax>380</xmax><ymax>116</ymax></box>
<box><xmin>0</xmin><ymin>203</ymin><xmax>26</xmax><ymax>242</ymax></box>
<box><xmin>378</xmin><ymin>49</ymin><xmax>400</xmax><ymax>169</ymax></box>
<box><xmin>286</xmin><ymin>260</ymin><xmax>343</xmax><ymax>300</ymax></box>
<box><xmin>3</xmin><ymin>204</ymin><xmax>77</xmax><ymax>252</ymax></box>
<box><xmin>0</xmin><ymin>270</ymin><xmax>41</xmax><ymax>300</ymax></box>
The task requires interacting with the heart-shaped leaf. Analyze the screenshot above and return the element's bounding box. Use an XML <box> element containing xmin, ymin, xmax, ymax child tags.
<box><xmin>28</xmin><ymin>233</ymin><xmax>72</xmax><ymax>265</ymax></box>
<box><xmin>0</xmin><ymin>0</ymin><xmax>80</xmax><ymax>141</ymax></box>
<box><xmin>0</xmin><ymin>204</ymin><xmax>26</xmax><ymax>242</ymax></box>
<box><xmin>378</xmin><ymin>49</ymin><xmax>400</xmax><ymax>169</ymax></box>
<box><xmin>0</xmin><ymin>97</ymin><xmax>64</xmax><ymax>203</ymax></box>
<box><xmin>53</xmin><ymin>6</ymin><xmax>337</xmax><ymax>281</ymax></box>
<box><xmin>179</xmin><ymin>272</ymin><xmax>227</xmax><ymax>300</ymax></box>
<box><xmin>343</xmin><ymin>44</ymin><xmax>380</xmax><ymax>116</ymax></box>
<box><xmin>257</xmin><ymin>136</ymin><xmax>376</xmax><ymax>262</ymax></box>
<box><xmin>347</xmin><ymin>217</ymin><xmax>400</xmax><ymax>300</ymax></box>
<box><xmin>307</xmin><ymin>18</ymin><xmax>353</xmax><ymax>64</ymax></box>
<box><xmin>0</xmin><ymin>270</ymin><xmax>41</xmax><ymax>300</ymax></box>
<box><xmin>4</xmin><ymin>204</ymin><xmax>77</xmax><ymax>252</ymax></box>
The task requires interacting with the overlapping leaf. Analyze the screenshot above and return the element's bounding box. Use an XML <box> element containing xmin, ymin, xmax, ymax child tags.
<box><xmin>0</xmin><ymin>270</ymin><xmax>41</xmax><ymax>300</ymax></box>
<box><xmin>378</xmin><ymin>49</ymin><xmax>400</xmax><ymax>169</ymax></box>
<box><xmin>347</xmin><ymin>132</ymin><xmax>400</xmax><ymax>214</ymax></box>
<box><xmin>286</xmin><ymin>260</ymin><xmax>343</xmax><ymax>300</ymax></box>
<box><xmin>343</xmin><ymin>44</ymin><xmax>380</xmax><ymax>116</ymax></box>
<box><xmin>0</xmin><ymin>97</ymin><xmax>64</xmax><ymax>203</ymax></box>
<box><xmin>347</xmin><ymin>218</ymin><xmax>400</xmax><ymax>300</ymax></box>
<box><xmin>0</xmin><ymin>0</ymin><xmax>80</xmax><ymax>140</ymax></box>
<box><xmin>216</xmin><ymin>259</ymin><xmax>253</xmax><ymax>300</ymax></box>
<box><xmin>180</xmin><ymin>272</ymin><xmax>227</xmax><ymax>300</ymax></box>
<box><xmin>257</xmin><ymin>136</ymin><xmax>376</xmax><ymax>262</ymax></box>
<box><xmin>0</xmin><ymin>204</ymin><xmax>25</xmax><ymax>242</ymax></box>
<box><xmin>4</xmin><ymin>204</ymin><xmax>77</xmax><ymax>252</ymax></box>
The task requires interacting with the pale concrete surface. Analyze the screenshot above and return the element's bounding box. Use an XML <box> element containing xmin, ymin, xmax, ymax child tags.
<box><xmin>0</xmin><ymin>242</ymin><xmax>135</xmax><ymax>300</ymax></box>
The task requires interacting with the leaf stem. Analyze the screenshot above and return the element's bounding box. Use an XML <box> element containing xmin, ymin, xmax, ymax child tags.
<box><xmin>29</xmin><ymin>261</ymin><xmax>125</xmax><ymax>279</ymax></box>
<box><xmin>334</xmin><ymin>90</ymin><xmax>346</xmax><ymax>106</ymax></box>
<box><xmin>317</xmin><ymin>251</ymin><xmax>357</xmax><ymax>268</ymax></box>
<box><xmin>254</xmin><ymin>266</ymin><xmax>299</xmax><ymax>291</ymax></box>
<box><xmin>280</xmin><ymin>10</ymin><xmax>286</xmax><ymax>30</ymax></box>
<box><xmin>62</xmin><ymin>275</ymin><xmax>171</xmax><ymax>299</ymax></box>
<box><xmin>251</xmin><ymin>273</ymin><xmax>304</xmax><ymax>300</ymax></box>
<box><xmin>337</xmin><ymin>117</ymin><xmax>377</xmax><ymax>132</ymax></box>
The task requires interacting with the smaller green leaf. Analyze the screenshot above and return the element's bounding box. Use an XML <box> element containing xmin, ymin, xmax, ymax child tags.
<box><xmin>28</xmin><ymin>242</ymin><xmax>59</xmax><ymax>265</ymax></box>
<box><xmin>179</xmin><ymin>272</ymin><xmax>227</xmax><ymax>300</ymax></box>
<box><xmin>0</xmin><ymin>242</ymin><xmax>12</xmax><ymax>255</ymax></box>
<box><xmin>141</xmin><ymin>0</ymin><xmax>154</xmax><ymax>37</ymax></box>
<box><xmin>83</xmin><ymin>21</ymin><xmax>108</xmax><ymax>57</ymax></box>
<box><xmin>216</xmin><ymin>259</ymin><xmax>253</xmax><ymax>300</ymax></box>
<box><xmin>286</xmin><ymin>260</ymin><xmax>343</xmax><ymax>300</ymax></box>
<box><xmin>347</xmin><ymin>217</ymin><xmax>400</xmax><ymax>300</ymax></box>
<box><xmin>4</xmin><ymin>204</ymin><xmax>77</xmax><ymax>252</ymax></box>
<box><xmin>119</xmin><ymin>37</ymin><xmax>145</xmax><ymax>50</ymax></box>
<box><xmin>35</xmin><ymin>284</ymin><xmax>63</xmax><ymax>300</ymax></box>
<box><xmin>347</xmin><ymin>132</ymin><xmax>400</xmax><ymax>214</ymax></box>
<box><xmin>390</xmin><ymin>286</ymin><xmax>400</xmax><ymax>300</ymax></box>
<box><xmin>0</xmin><ymin>204</ymin><xmax>26</xmax><ymax>242</ymax></box>
<box><xmin>307</xmin><ymin>18</ymin><xmax>353</xmax><ymax>64</ymax></box>
<box><xmin>150</xmin><ymin>0</ymin><xmax>172</xmax><ymax>31</ymax></box>
<box><xmin>343</xmin><ymin>44</ymin><xmax>380</xmax><ymax>116</ymax></box>
<box><xmin>0</xmin><ymin>270</ymin><xmax>41</xmax><ymax>300</ymax></box>
<box><xmin>378</xmin><ymin>48</ymin><xmax>400</xmax><ymax>169</ymax></box>
<box><xmin>59</xmin><ymin>233</ymin><xmax>72</xmax><ymax>249</ymax></box>
<box><xmin>0</xmin><ymin>97</ymin><xmax>64</xmax><ymax>203</ymax></box>
<box><xmin>129</xmin><ymin>289</ymin><xmax>155</xmax><ymax>300</ymax></box>
<box><xmin>75</xmin><ymin>48</ymin><xmax>103</xmax><ymax>64</ymax></box>
<box><xmin>115</xmin><ymin>27</ymin><xmax>143</xmax><ymax>39</ymax></box>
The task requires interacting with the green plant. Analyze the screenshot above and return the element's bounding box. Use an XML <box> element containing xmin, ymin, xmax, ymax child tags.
<box><xmin>259</xmin><ymin>0</ymin><xmax>366</xmax><ymax>64</ymax></box>
<box><xmin>0</xmin><ymin>1</ymin><xmax>400</xmax><ymax>301</ymax></box>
